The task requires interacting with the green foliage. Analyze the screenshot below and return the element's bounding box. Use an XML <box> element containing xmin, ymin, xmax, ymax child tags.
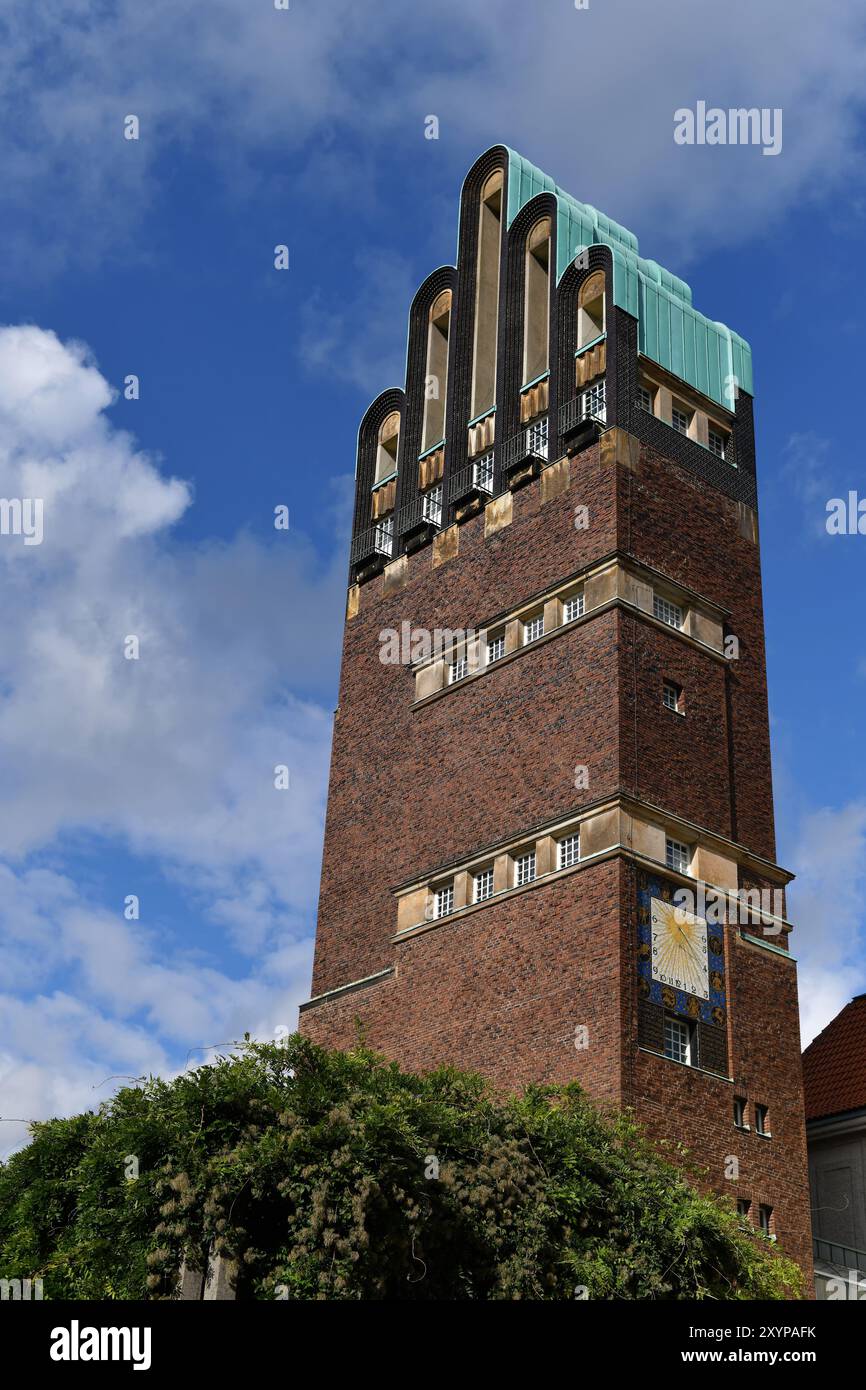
<box><xmin>0</xmin><ymin>1037</ymin><xmax>802</xmax><ymax>1300</ymax></box>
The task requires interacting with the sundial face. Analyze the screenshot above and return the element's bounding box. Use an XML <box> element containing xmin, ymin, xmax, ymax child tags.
<box><xmin>650</xmin><ymin>896</ymin><xmax>709</xmax><ymax>1001</ymax></box>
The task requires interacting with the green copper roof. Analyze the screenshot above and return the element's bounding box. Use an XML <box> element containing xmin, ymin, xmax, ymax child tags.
<box><xmin>501</xmin><ymin>148</ymin><xmax>752</xmax><ymax>407</ymax></box>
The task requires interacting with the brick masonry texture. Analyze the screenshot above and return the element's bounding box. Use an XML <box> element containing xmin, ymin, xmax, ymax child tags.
<box><xmin>303</xmin><ymin>435</ymin><xmax>812</xmax><ymax>1289</ymax></box>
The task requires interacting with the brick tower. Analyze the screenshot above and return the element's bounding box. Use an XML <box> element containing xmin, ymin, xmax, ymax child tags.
<box><xmin>300</xmin><ymin>147</ymin><xmax>813</xmax><ymax>1283</ymax></box>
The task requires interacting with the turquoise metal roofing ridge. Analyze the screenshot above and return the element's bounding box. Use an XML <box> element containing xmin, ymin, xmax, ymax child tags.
<box><xmin>501</xmin><ymin>146</ymin><xmax>753</xmax><ymax>404</ymax></box>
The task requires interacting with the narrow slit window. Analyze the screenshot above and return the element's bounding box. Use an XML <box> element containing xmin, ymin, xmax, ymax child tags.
<box><xmin>375</xmin><ymin>412</ymin><xmax>400</xmax><ymax>484</ymax></box>
<box><xmin>523</xmin><ymin>218</ymin><xmax>551</xmax><ymax>385</ymax></box>
<box><xmin>421</xmin><ymin>292</ymin><xmax>451</xmax><ymax>454</ymax></box>
<box><xmin>470</xmin><ymin>171</ymin><xmax>503</xmax><ymax>420</ymax></box>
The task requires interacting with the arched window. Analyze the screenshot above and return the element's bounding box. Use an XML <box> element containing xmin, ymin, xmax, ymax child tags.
<box><xmin>577</xmin><ymin>270</ymin><xmax>606</xmax><ymax>348</ymax></box>
<box><xmin>523</xmin><ymin>218</ymin><xmax>551</xmax><ymax>385</ymax></box>
<box><xmin>470</xmin><ymin>171</ymin><xmax>503</xmax><ymax>419</ymax></box>
<box><xmin>375</xmin><ymin>411</ymin><xmax>400</xmax><ymax>484</ymax></box>
<box><xmin>421</xmin><ymin>291</ymin><xmax>451</xmax><ymax>453</ymax></box>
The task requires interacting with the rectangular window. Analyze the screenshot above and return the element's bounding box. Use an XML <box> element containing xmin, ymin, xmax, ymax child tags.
<box><xmin>523</xmin><ymin>613</ymin><xmax>544</xmax><ymax>644</ymax></box>
<box><xmin>515</xmin><ymin>851</ymin><xmax>536</xmax><ymax>887</ymax></box>
<box><xmin>527</xmin><ymin>415</ymin><xmax>549</xmax><ymax>459</ymax></box>
<box><xmin>666</xmin><ymin>836</ymin><xmax>691</xmax><ymax>875</ymax></box>
<box><xmin>737</xmin><ymin>1198</ymin><xmax>751</xmax><ymax>1221</ymax></box>
<box><xmin>473</xmin><ymin>867</ymin><xmax>495</xmax><ymax>903</ymax></box>
<box><xmin>637</xmin><ymin>383</ymin><xmax>653</xmax><ymax>413</ymax></box>
<box><xmin>374</xmin><ymin>515</ymin><xmax>394</xmax><ymax>556</ymax></box>
<box><xmin>662</xmin><ymin>681</ymin><xmax>683</xmax><ymax>714</ymax></box>
<box><xmin>758</xmin><ymin>1205</ymin><xmax>773</xmax><ymax>1237</ymax></box>
<box><xmin>557</xmin><ymin>833</ymin><xmax>580</xmax><ymax>869</ymax></box>
<box><xmin>734</xmin><ymin>1097</ymin><xmax>748</xmax><ymax>1129</ymax></box>
<box><xmin>671</xmin><ymin>403</ymin><xmax>691</xmax><ymax>435</ymax></box>
<box><xmin>581</xmin><ymin>379</ymin><xmax>606</xmax><ymax>423</ymax></box>
<box><xmin>433</xmin><ymin>884</ymin><xmax>454</xmax><ymax>919</ymax></box>
<box><xmin>422</xmin><ymin>484</ymin><xmax>443</xmax><ymax>526</ymax></box>
<box><xmin>449</xmin><ymin>656</ymin><xmax>468</xmax><ymax>683</ymax></box>
<box><xmin>654</xmin><ymin>594</ymin><xmax>684</xmax><ymax>629</ymax></box>
<box><xmin>708</xmin><ymin>428</ymin><xmax>727</xmax><ymax>459</ymax></box>
<box><xmin>563</xmin><ymin>591</ymin><xmax>585</xmax><ymax>623</ymax></box>
<box><xmin>663</xmin><ymin>1013</ymin><xmax>693</xmax><ymax>1066</ymax></box>
<box><xmin>473</xmin><ymin>452</ymin><xmax>494</xmax><ymax>494</ymax></box>
<box><xmin>486</xmin><ymin>632</ymin><xmax>506</xmax><ymax>664</ymax></box>
<box><xmin>755</xmin><ymin>1104</ymin><xmax>770</xmax><ymax>1137</ymax></box>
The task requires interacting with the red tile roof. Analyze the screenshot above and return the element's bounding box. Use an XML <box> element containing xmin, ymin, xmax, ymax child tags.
<box><xmin>802</xmin><ymin>994</ymin><xmax>866</xmax><ymax>1122</ymax></box>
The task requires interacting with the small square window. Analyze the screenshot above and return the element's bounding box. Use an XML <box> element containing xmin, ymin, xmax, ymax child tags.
<box><xmin>758</xmin><ymin>1204</ymin><xmax>774</xmax><ymax>1237</ymax></box>
<box><xmin>734</xmin><ymin>1096</ymin><xmax>748</xmax><ymax>1129</ymax></box>
<box><xmin>563</xmin><ymin>591</ymin><xmax>585</xmax><ymax>624</ymax></box>
<box><xmin>515</xmin><ymin>851</ymin><xmax>536</xmax><ymax>887</ymax></box>
<box><xmin>449</xmin><ymin>656</ymin><xmax>468</xmax><ymax>683</ymax></box>
<box><xmin>663</xmin><ymin>1012</ymin><xmax>693</xmax><ymax>1066</ymax></box>
<box><xmin>662</xmin><ymin>681</ymin><xmax>683</xmax><ymax>714</ymax></box>
<box><xmin>708</xmin><ymin>428</ymin><xmax>727</xmax><ymax>460</ymax></box>
<box><xmin>666</xmin><ymin>837</ymin><xmax>691</xmax><ymax>875</ymax></box>
<box><xmin>433</xmin><ymin>884</ymin><xmax>454</xmax><ymax>919</ymax></box>
<box><xmin>486</xmin><ymin>631</ymin><xmax>506</xmax><ymax>664</ymax></box>
<box><xmin>638</xmin><ymin>383</ymin><xmax>653</xmax><ymax>413</ymax></box>
<box><xmin>671</xmin><ymin>402</ymin><xmax>691</xmax><ymax>435</ymax></box>
<box><xmin>754</xmin><ymin>1104</ymin><xmax>770</xmax><ymax>1137</ymax></box>
<box><xmin>558</xmin><ymin>833</ymin><xmax>580</xmax><ymax>869</ymax></box>
<box><xmin>473</xmin><ymin>867</ymin><xmax>495</xmax><ymax>903</ymax></box>
<box><xmin>523</xmin><ymin>613</ymin><xmax>544</xmax><ymax>644</ymax></box>
<box><xmin>654</xmin><ymin>594</ymin><xmax>684</xmax><ymax>630</ymax></box>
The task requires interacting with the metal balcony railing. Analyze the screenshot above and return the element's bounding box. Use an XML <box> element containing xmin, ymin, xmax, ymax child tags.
<box><xmin>350</xmin><ymin>517</ymin><xmax>394</xmax><ymax>567</ymax></box>
<box><xmin>500</xmin><ymin>416</ymin><xmax>549</xmax><ymax>475</ymax></box>
<box><xmin>396</xmin><ymin>487</ymin><xmax>443</xmax><ymax>537</ymax></box>
<box><xmin>813</xmin><ymin>1236</ymin><xmax>866</xmax><ymax>1275</ymax></box>
<box><xmin>448</xmin><ymin>452</ymin><xmax>494</xmax><ymax>504</ymax></box>
<box><xmin>560</xmin><ymin>382</ymin><xmax>607</xmax><ymax>440</ymax></box>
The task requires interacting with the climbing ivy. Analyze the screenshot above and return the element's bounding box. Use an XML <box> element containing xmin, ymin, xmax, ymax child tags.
<box><xmin>0</xmin><ymin>1036</ymin><xmax>802</xmax><ymax>1300</ymax></box>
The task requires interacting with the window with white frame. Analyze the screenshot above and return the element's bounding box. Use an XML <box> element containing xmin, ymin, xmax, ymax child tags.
<box><xmin>515</xmin><ymin>851</ymin><xmax>536</xmax><ymax>887</ymax></box>
<box><xmin>557</xmin><ymin>833</ymin><xmax>580</xmax><ymax>869</ymax></box>
<box><xmin>523</xmin><ymin>613</ymin><xmax>544</xmax><ymax>644</ymax></box>
<box><xmin>422</xmin><ymin>484</ymin><xmax>443</xmax><ymax>526</ymax></box>
<box><xmin>662</xmin><ymin>680</ymin><xmax>683</xmax><ymax>714</ymax></box>
<box><xmin>671</xmin><ymin>402</ymin><xmax>691</xmax><ymax>435</ymax></box>
<box><xmin>433</xmin><ymin>883</ymin><xmax>454</xmax><ymax>918</ymax></box>
<box><xmin>637</xmin><ymin>383</ymin><xmax>653</xmax><ymax>413</ymax></box>
<box><xmin>449</xmin><ymin>655</ymin><xmax>468</xmax><ymax>683</ymax></box>
<box><xmin>758</xmin><ymin>1205</ymin><xmax>773</xmax><ymax>1237</ymax></box>
<box><xmin>486</xmin><ymin>631</ymin><xmax>506</xmax><ymax>664</ymax></box>
<box><xmin>473</xmin><ymin>867</ymin><xmax>495</xmax><ymax>903</ymax></box>
<box><xmin>580</xmin><ymin>379</ymin><xmax>606</xmax><ymax>422</ymax></box>
<box><xmin>754</xmin><ymin>1103</ymin><xmax>770</xmax><ymax>1137</ymax></box>
<box><xmin>663</xmin><ymin>1013</ymin><xmax>693</xmax><ymax>1065</ymax></box>
<box><xmin>473</xmin><ymin>451</ymin><xmax>494</xmax><ymax>493</ymax></box>
<box><xmin>374</xmin><ymin>514</ymin><xmax>394</xmax><ymax>556</ymax></box>
<box><xmin>654</xmin><ymin>594</ymin><xmax>684</xmax><ymax>629</ymax></box>
<box><xmin>708</xmin><ymin>427</ymin><xmax>727</xmax><ymax>459</ymax></box>
<box><xmin>666</xmin><ymin>836</ymin><xmax>691</xmax><ymax>875</ymax></box>
<box><xmin>527</xmin><ymin>414</ymin><xmax>549</xmax><ymax>458</ymax></box>
<box><xmin>563</xmin><ymin>591</ymin><xmax>585</xmax><ymax>623</ymax></box>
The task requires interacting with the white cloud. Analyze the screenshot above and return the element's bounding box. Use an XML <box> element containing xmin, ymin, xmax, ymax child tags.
<box><xmin>0</xmin><ymin>324</ymin><xmax>341</xmax><ymax>1149</ymax></box>
<box><xmin>781</xmin><ymin>801</ymin><xmax>866</xmax><ymax>1046</ymax></box>
<box><xmin>3</xmin><ymin>2</ymin><xmax>866</xmax><ymax>279</ymax></box>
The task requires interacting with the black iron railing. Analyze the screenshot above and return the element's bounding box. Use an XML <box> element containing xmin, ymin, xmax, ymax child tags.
<box><xmin>350</xmin><ymin>518</ymin><xmax>394</xmax><ymax>567</ymax></box>
<box><xmin>397</xmin><ymin>489</ymin><xmax>442</xmax><ymax>536</ymax></box>
<box><xmin>448</xmin><ymin>453</ymin><xmax>494</xmax><ymax>504</ymax></box>
<box><xmin>500</xmin><ymin>416</ymin><xmax>549</xmax><ymax>475</ymax></box>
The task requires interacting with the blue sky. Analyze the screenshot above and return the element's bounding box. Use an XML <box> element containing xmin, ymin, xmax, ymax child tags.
<box><xmin>1</xmin><ymin>0</ymin><xmax>865</xmax><ymax>1149</ymax></box>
